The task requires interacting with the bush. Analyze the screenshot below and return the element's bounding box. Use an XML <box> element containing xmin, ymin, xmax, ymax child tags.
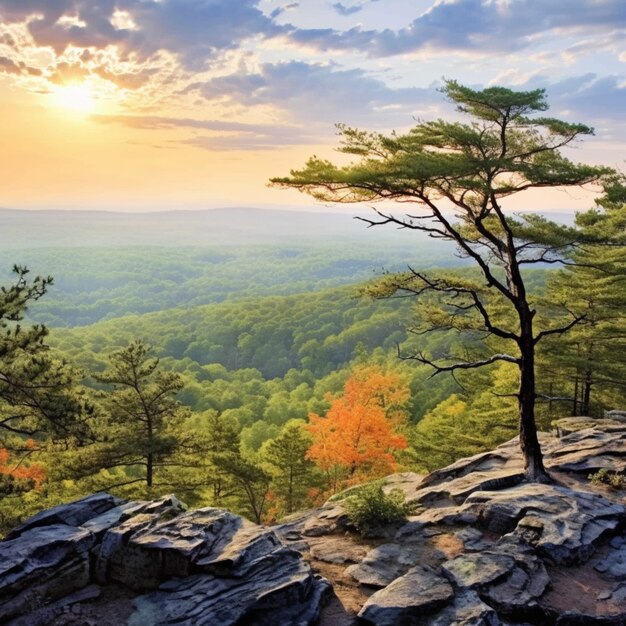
<box><xmin>589</xmin><ymin>468</ymin><xmax>626</xmax><ymax>490</ymax></box>
<box><xmin>343</xmin><ymin>481</ymin><xmax>412</xmax><ymax>537</ymax></box>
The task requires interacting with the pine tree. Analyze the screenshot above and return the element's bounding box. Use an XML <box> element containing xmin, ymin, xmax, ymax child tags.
<box><xmin>0</xmin><ymin>265</ymin><xmax>90</xmax><ymax>445</ymax></box>
<box><xmin>262</xmin><ymin>420</ymin><xmax>317</xmax><ymax>515</ymax></box>
<box><xmin>88</xmin><ymin>339</ymin><xmax>190</xmax><ymax>494</ymax></box>
<box><xmin>540</xmin><ymin>176</ymin><xmax>626</xmax><ymax>415</ymax></box>
<box><xmin>272</xmin><ymin>81</ymin><xmax>610</xmax><ymax>481</ymax></box>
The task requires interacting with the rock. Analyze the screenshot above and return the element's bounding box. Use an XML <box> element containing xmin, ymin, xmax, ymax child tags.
<box><xmin>594</xmin><ymin>545</ymin><xmax>626</xmax><ymax>580</ymax></box>
<box><xmin>381</xmin><ymin>472</ymin><xmax>424</xmax><ymax>499</ymax></box>
<box><xmin>357</xmin><ymin>565</ymin><xmax>454</xmax><ymax>625</ymax></box>
<box><xmin>129</xmin><ymin>547</ymin><xmax>330</xmax><ymax>626</ymax></box>
<box><xmin>427</xmin><ymin>590</ymin><xmax>501</xmax><ymax>626</ymax></box>
<box><xmin>547</xmin><ymin>423</ymin><xmax>626</xmax><ymax>474</ymax></box>
<box><xmin>6</xmin><ymin>584</ymin><xmax>102</xmax><ymax>626</ymax></box>
<box><xmin>346</xmin><ymin>542</ymin><xmax>425</xmax><ymax>587</ymax></box>
<box><xmin>443</xmin><ymin>552</ymin><xmax>516</xmax><ymax>589</ymax></box>
<box><xmin>1</xmin><ymin>423</ymin><xmax>624</xmax><ymax>625</ymax></box>
<box><xmin>610</xmin><ymin>583</ymin><xmax>626</xmax><ymax>603</ymax></box>
<box><xmin>461</xmin><ymin>484</ymin><xmax>625</xmax><ymax>563</ymax></box>
<box><xmin>5</xmin><ymin>493</ymin><xmax>122</xmax><ymax>539</ymax></box>
<box><xmin>0</xmin><ymin>495</ymin><xmax>329</xmax><ymax>626</ymax></box>
<box><xmin>300</xmin><ymin>505</ymin><xmax>349</xmax><ymax>537</ymax></box>
<box><xmin>555</xmin><ymin>611</ymin><xmax>626</xmax><ymax>625</ymax></box>
<box><xmin>0</xmin><ymin>525</ymin><xmax>95</xmax><ymax>622</ymax></box>
<box><xmin>308</xmin><ymin>537</ymin><xmax>367</xmax><ymax>564</ymax></box>
<box><xmin>455</xmin><ymin>527</ymin><xmax>490</xmax><ymax>551</ymax></box>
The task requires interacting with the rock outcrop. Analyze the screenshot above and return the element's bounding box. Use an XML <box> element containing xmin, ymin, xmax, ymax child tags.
<box><xmin>277</xmin><ymin>420</ymin><xmax>626</xmax><ymax>625</ymax></box>
<box><xmin>1</xmin><ymin>419</ymin><xmax>624</xmax><ymax>625</ymax></box>
<box><xmin>0</xmin><ymin>494</ymin><xmax>329</xmax><ymax>625</ymax></box>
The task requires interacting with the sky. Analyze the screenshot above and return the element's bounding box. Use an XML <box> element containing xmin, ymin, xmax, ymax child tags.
<box><xmin>0</xmin><ymin>0</ymin><xmax>624</xmax><ymax>212</ymax></box>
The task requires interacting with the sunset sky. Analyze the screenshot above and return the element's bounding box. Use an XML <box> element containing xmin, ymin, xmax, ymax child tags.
<box><xmin>0</xmin><ymin>0</ymin><xmax>624</xmax><ymax>212</ymax></box>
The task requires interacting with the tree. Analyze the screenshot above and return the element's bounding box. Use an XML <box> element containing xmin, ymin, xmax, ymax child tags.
<box><xmin>212</xmin><ymin>452</ymin><xmax>271</xmax><ymax>524</ymax></box>
<box><xmin>0</xmin><ymin>265</ymin><xmax>90</xmax><ymax>445</ymax></box>
<box><xmin>92</xmin><ymin>339</ymin><xmax>189</xmax><ymax>492</ymax></box>
<box><xmin>272</xmin><ymin>81</ymin><xmax>609</xmax><ymax>481</ymax></box>
<box><xmin>261</xmin><ymin>419</ymin><xmax>317</xmax><ymax>515</ymax></box>
<box><xmin>306</xmin><ymin>366</ymin><xmax>408</xmax><ymax>491</ymax></box>
<box><xmin>540</xmin><ymin>176</ymin><xmax>626</xmax><ymax>415</ymax></box>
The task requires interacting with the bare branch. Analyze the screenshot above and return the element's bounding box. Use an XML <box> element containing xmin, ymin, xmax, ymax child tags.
<box><xmin>399</xmin><ymin>350</ymin><xmax>520</xmax><ymax>378</ymax></box>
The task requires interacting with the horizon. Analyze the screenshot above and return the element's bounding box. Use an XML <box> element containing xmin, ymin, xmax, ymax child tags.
<box><xmin>0</xmin><ymin>1</ymin><xmax>624</xmax><ymax>213</ymax></box>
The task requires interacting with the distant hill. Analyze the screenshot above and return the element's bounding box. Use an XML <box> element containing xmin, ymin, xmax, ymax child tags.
<box><xmin>0</xmin><ymin>206</ymin><xmax>432</xmax><ymax>249</ymax></box>
<box><xmin>0</xmin><ymin>206</ymin><xmax>576</xmax><ymax>250</ymax></box>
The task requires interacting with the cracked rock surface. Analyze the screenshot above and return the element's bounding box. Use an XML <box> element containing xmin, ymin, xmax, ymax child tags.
<box><xmin>1</xmin><ymin>419</ymin><xmax>624</xmax><ymax>625</ymax></box>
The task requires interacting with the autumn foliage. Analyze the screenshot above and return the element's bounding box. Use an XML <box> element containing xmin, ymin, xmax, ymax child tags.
<box><xmin>0</xmin><ymin>445</ymin><xmax>46</xmax><ymax>490</ymax></box>
<box><xmin>306</xmin><ymin>366</ymin><xmax>409</xmax><ymax>489</ymax></box>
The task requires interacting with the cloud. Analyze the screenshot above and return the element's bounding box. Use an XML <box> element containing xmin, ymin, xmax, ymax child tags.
<box><xmin>288</xmin><ymin>0</ymin><xmax>626</xmax><ymax>57</ymax></box>
<box><xmin>0</xmin><ymin>54</ymin><xmax>41</xmax><ymax>75</ymax></box>
<box><xmin>91</xmin><ymin>113</ymin><xmax>320</xmax><ymax>150</ymax></box>
<box><xmin>545</xmin><ymin>74</ymin><xmax>626</xmax><ymax>123</ymax></box>
<box><xmin>270</xmin><ymin>3</ymin><xmax>300</xmax><ymax>19</ymax></box>
<box><xmin>196</xmin><ymin>60</ymin><xmax>441</xmax><ymax>126</ymax></box>
<box><xmin>0</xmin><ymin>0</ymin><xmax>285</xmax><ymax>69</ymax></box>
<box><xmin>332</xmin><ymin>3</ymin><xmax>363</xmax><ymax>16</ymax></box>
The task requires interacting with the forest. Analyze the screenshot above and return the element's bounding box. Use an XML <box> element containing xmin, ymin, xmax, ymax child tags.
<box><xmin>1</xmin><ymin>83</ymin><xmax>625</xmax><ymax>532</ymax></box>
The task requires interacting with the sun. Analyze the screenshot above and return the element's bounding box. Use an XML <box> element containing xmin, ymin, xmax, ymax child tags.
<box><xmin>50</xmin><ymin>82</ymin><xmax>98</xmax><ymax>114</ymax></box>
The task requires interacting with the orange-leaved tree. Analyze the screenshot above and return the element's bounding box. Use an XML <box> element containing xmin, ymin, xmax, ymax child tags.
<box><xmin>307</xmin><ymin>366</ymin><xmax>409</xmax><ymax>492</ymax></box>
<box><xmin>0</xmin><ymin>445</ymin><xmax>46</xmax><ymax>494</ymax></box>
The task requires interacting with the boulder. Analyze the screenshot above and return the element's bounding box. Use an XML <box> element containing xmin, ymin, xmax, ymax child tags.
<box><xmin>357</xmin><ymin>565</ymin><xmax>454</xmax><ymax>625</ymax></box>
<box><xmin>0</xmin><ymin>524</ymin><xmax>95</xmax><ymax>622</ymax></box>
<box><xmin>129</xmin><ymin>547</ymin><xmax>330</xmax><ymax>626</ymax></box>
<box><xmin>0</xmin><ymin>496</ymin><xmax>329</xmax><ymax>626</ymax></box>
<box><xmin>461</xmin><ymin>484</ymin><xmax>625</xmax><ymax>563</ymax></box>
<box><xmin>594</xmin><ymin>545</ymin><xmax>626</xmax><ymax>580</ymax></box>
<box><xmin>5</xmin><ymin>493</ymin><xmax>122</xmax><ymax>539</ymax></box>
<box><xmin>346</xmin><ymin>542</ymin><xmax>426</xmax><ymax>587</ymax></box>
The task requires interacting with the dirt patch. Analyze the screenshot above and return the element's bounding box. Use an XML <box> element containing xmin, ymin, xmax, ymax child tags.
<box><xmin>301</xmin><ymin>533</ymin><xmax>379</xmax><ymax>625</ymax></box>
<box><xmin>542</xmin><ymin>542</ymin><xmax>625</xmax><ymax>617</ymax></box>
<box><xmin>313</xmin><ymin>560</ymin><xmax>374</xmax><ymax>626</ymax></box>
<box><xmin>431</xmin><ymin>532</ymin><xmax>465</xmax><ymax>559</ymax></box>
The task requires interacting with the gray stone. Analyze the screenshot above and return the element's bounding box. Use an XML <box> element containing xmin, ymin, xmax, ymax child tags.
<box><xmin>0</xmin><ymin>525</ymin><xmax>95</xmax><ymax>622</ymax></box>
<box><xmin>129</xmin><ymin>547</ymin><xmax>330</xmax><ymax>626</ymax></box>
<box><xmin>428</xmin><ymin>590</ymin><xmax>502</xmax><ymax>626</ymax></box>
<box><xmin>5</xmin><ymin>493</ymin><xmax>122</xmax><ymax>539</ymax></box>
<box><xmin>443</xmin><ymin>552</ymin><xmax>515</xmax><ymax>588</ymax></box>
<box><xmin>300</xmin><ymin>504</ymin><xmax>350</xmax><ymax>537</ymax></box>
<box><xmin>594</xmin><ymin>545</ymin><xmax>626</xmax><ymax>580</ymax></box>
<box><xmin>455</xmin><ymin>527</ymin><xmax>490</xmax><ymax>551</ymax></box>
<box><xmin>309</xmin><ymin>537</ymin><xmax>367</xmax><ymax>564</ymax></box>
<box><xmin>357</xmin><ymin>565</ymin><xmax>454</xmax><ymax>625</ymax></box>
<box><xmin>346</xmin><ymin>542</ymin><xmax>424</xmax><ymax>587</ymax></box>
<box><xmin>610</xmin><ymin>583</ymin><xmax>626</xmax><ymax>603</ymax></box>
<box><xmin>100</xmin><ymin>508</ymin><xmax>280</xmax><ymax>589</ymax></box>
<box><xmin>479</xmin><ymin>541</ymin><xmax>550</xmax><ymax>621</ymax></box>
<box><xmin>6</xmin><ymin>584</ymin><xmax>101</xmax><ymax>626</ymax></box>
<box><xmin>547</xmin><ymin>423</ymin><xmax>626</xmax><ymax>474</ymax></box>
<box><xmin>1</xmin><ymin>494</ymin><xmax>330</xmax><ymax>626</ymax></box>
<box><xmin>462</xmin><ymin>484</ymin><xmax>625</xmax><ymax>564</ymax></box>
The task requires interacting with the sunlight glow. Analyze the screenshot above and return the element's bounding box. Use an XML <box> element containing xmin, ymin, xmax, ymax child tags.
<box><xmin>50</xmin><ymin>82</ymin><xmax>98</xmax><ymax>114</ymax></box>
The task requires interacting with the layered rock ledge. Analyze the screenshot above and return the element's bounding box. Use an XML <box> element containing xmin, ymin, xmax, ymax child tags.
<box><xmin>1</xmin><ymin>419</ymin><xmax>624</xmax><ymax>625</ymax></box>
<box><xmin>0</xmin><ymin>494</ymin><xmax>329</xmax><ymax>625</ymax></box>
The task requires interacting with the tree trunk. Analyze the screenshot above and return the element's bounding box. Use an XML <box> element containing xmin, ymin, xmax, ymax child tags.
<box><xmin>146</xmin><ymin>453</ymin><xmax>153</xmax><ymax>488</ymax></box>
<box><xmin>518</xmin><ymin>329</ymin><xmax>549</xmax><ymax>482</ymax></box>
<box><xmin>582</xmin><ymin>369</ymin><xmax>592</xmax><ymax>416</ymax></box>
<box><xmin>147</xmin><ymin>419</ymin><xmax>153</xmax><ymax>488</ymax></box>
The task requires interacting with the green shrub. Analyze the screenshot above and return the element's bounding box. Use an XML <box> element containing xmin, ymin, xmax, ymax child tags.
<box><xmin>589</xmin><ymin>468</ymin><xmax>626</xmax><ymax>490</ymax></box>
<box><xmin>343</xmin><ymin>481</ymin><xmax>412</xmax><ymax>537</ymax></box>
